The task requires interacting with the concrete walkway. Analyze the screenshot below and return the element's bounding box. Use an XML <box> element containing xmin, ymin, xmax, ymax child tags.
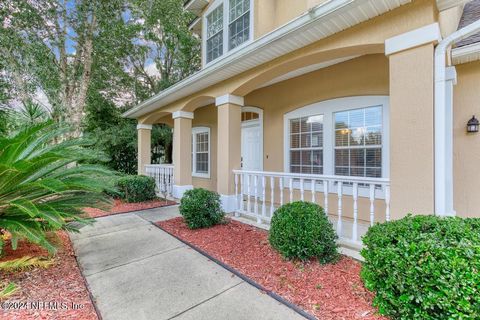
<box><xmin>70</xmin><ymin>206</ymin><xmax>306</xmax><ymax>320</ymax></box>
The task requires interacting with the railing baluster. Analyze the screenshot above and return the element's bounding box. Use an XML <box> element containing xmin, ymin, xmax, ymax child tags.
<box><xmin>289</xmin><ymin>178</ymin><xmax>293</xmax><ymax>202</ymax></box>
<box><xmin>240</xmin><ymin>173</ymin><xmax>244</xmax><ymax>212</ymax></box>
<box><xmin>270</xmin><ymin>176</ymin><xmax>275</xmax><ymax>216</ymax></box>
<box><xmin>337</xmin><ymin>182</ymin><xmax>343</xmax><ymax>238</ymax></box>
<box><xmin>385</xmin><ymin>185</ymin><xmax>391</xmax><ymax>222</ymax></box>
<box><xmin>246</xmin><ymin>174</ymin><xmax>251</xmax><ymax>214</ymax></box>
<box><xmin>352</xmin><ymin>182</ymin><xmax>358</xmax><ymax>242</ymax></box>
<box><xmin>261</xmin><ymin>176</ymin><xmax>266</xmax><ymax>219</ymax></box>
<box><xmin>234</xmin><ymin>173</ymin><xmax>239</xmax><ymax>216</ymax></box>
<box><xmin>279</xmin><ymin>178</ymin><xmax>284</xmax><ymax>206</ymax></box>
<box><xmin>254</xmin><ymin>175</ymin><xmax>260</xmax><ymax>223</ymax></box>
<box><xmin>323</xmin><ymin>180</ymin><xmax>329</xmax><ymax>214</ymax></box>
<box><xmin>311</xmin><ymin>179</ymin><xmax>316</xmax><ymax>203</ymax></box>
<box><xmin>300</xmin><ymin>178</ymin><xmax>304</xmax><ymax>201</ymax></box>
<box><xmin>369</xmin><ymin>184</ymin><xmax>375</xmax><ymax>226</ymax></box>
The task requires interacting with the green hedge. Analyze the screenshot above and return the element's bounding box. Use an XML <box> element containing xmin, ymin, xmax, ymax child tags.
<box><xmin>269</xmin><ymin>201</ymin><xmax>338</xmax><ymax>263</ymax></box>
<box><xmin>361</xmin><ymin>215</ymin><xmax>480</xmax><ymax>319</ymax></box>
<box><xmin>179</xmin><ymin>188</ymin><xmax>224</xmax><ymax>229</ymax></box>
<box><xmin>115</xmin><ymin>175</ymin><xmax>156</xmax><ymax>203</ymax></box>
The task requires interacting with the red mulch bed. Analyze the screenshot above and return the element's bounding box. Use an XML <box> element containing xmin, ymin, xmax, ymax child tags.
<box><xmin>83</xmin><ymin>198</ymin><xmax>176</xmax><ymax>218</ymax></box>
<box><xmin>0</xmin><ymin>232</ymin><xmax>98</xmax><ymax>320</ymax></box>
<box><xmin>157</xmin><ymin>217</ymin><xmax>386</xmax><ymax>320</ymax></box>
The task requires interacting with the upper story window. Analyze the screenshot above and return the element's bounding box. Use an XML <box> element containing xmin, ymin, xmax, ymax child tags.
<box><xmin>228</xmin><ymin>0</ymin><xmax>250</xmax><ymax>50</ymax></box>
<box><xmin>206</xmin><ymin>5</ymin><xmax>224</xmax><ymax>63</ymax></box>
<box><xmin>204</xmin><ymin>0</ymin><xmax>252</xmax><ymax>64</ymax></box>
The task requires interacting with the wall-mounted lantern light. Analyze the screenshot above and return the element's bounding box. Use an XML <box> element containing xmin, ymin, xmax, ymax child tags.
<box><xmin>467</xmin><ymin>115</ymin><xmax>479</xmax><ymax>133</ymax></box>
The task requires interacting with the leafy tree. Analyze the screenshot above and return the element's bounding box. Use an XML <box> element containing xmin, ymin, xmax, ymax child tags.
<box><xmin>0</xmin><ymin>121</ymin><xmax>115</xmax><ymax>254</ymax></box>
<box><xmin>0</xmin><ymin>0</ymin><xmax>135</xmax><ymax>137</ymax></box>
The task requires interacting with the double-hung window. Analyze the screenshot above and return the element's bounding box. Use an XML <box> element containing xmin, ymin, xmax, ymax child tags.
<box><xmin>204</xmin><ymin>0</ymin><xmax>252</xmax><ymax>64</ymax></box>
<box><xmin>334</xmin><ymin>106</ymin><xmax>382</xmax><ymax>178</ymax></box>
<box><xmin>192</xmin><ymin>127</ymin><xmax>210</xmax><ymax>178</ymax></box>
<box><xmin>285</xmin><ymin>97</ymin><xmax>389</xmax><ymax>194</ymax></box>
<box><xmin>289</xmin><ymin>115</ymin><xmax>323</xmax><ymax>174</ymax></box>
<box><xmin>228</xmin><ymin>0</ymin><xmax>250</xmax><ymax>50</ymax></box>
<box><xmin>206</xmin><ymin>5</ymin><xmax>224</xmax><ymax>63</ymax></box>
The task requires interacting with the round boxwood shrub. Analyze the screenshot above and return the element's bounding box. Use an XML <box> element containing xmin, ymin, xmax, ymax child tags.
<box><xmin>179</xmin><ymin>188</ymin><xmax>224</xmax><ymax>229</ymax></box>
<box><xmin>115</xmin><ymin>175</ymin><xmax>156</xmax><ymax>203</ymax></box>
<box><xmin>269</xmin><ymin>201</ymin><xmax>338</xmax><ymax>263</ymax></box>
<box><xmin>361</xmin><ymin>215</ymin><xmax>480</xmax><ymax>319</ymax></box>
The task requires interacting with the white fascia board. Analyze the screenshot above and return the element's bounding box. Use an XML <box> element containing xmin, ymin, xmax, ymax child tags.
<box><xmin>215</xmin><ymin>94</ymin><xmax>244</xmax><ymax>106</ymax></box>
<box><xmin>385</xmin><ymin>23</ymin><xmax>442</xmax><ymax>56</ymax></box>
<box><xmin>136</xmin><ymin>124</ymin><xmax>153</xmax><ymax>130</ymax></box>
<box><xmin>452</xmin><ymin>42</ymin><xmax>480</xmax><ymax>65</ymax></box>
<box><xmin>172</xmin><ymin>111</ymin><xmax>194</xmax><ymax>119</ymax></box>
<box><xmin>123</xmin><ymin>0</ymin><xmax>410</xmax><ymax>119</ymax></box>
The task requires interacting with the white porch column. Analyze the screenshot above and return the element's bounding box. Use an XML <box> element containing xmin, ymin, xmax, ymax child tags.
<box><xmin>216</xmin><ymin>94</ymin><xmax>243</xmax><ymax>212</ymax></box>
<box><xmin>172</xmin><ymin>111</ymin><xmax>194</xmax><ymax>198</ymax></box>
<box><xmin>137</xmin><ymin>124</ymin><xmax>152</xmax><ymax>175</ymax></box>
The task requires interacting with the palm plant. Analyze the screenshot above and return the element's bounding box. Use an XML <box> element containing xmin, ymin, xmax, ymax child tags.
<box><xmin>0</xmin><ymin>121</ymin><xmax>115</xmax><ymax>254</ymax></box>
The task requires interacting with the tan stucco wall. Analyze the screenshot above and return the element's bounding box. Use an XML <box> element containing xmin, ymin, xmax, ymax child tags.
<box><xmin>192</xmin><ymin>104</ymin><xmax>218</xmax><ymax>191</ymax></box>
<box><xmin>137</xmin><ymin>128</ymin><xmax>151</xmax><ymax>175</ymax></box>
<box><xmin>453</xmin><ymin>61</ymin><xmax>480</xmax><ymax>218</ymax></box>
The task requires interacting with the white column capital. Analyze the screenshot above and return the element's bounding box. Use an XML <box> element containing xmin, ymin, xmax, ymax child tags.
<box><xmin>172</xmin><ymin>111</ymin><xmax>194</xmax><ymax>119</ymax></box>
<box><xmin>385</xmin><ymin>23</ymin><xmax>442</xmax><ymax>56</ymax></box>
<box><xmin>215</xmin><ymin>94</ymin><xmax>244</xmax><ymax>107</ymax></box>
<box><xmin>137</xmin><ymin>124</ymin><xmax>152</xmax><ymax>130</ymax></box>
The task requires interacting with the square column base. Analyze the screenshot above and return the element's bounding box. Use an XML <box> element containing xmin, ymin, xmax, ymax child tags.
<box><xmin>173</xmin><ymin>185</ymin><xmax>193</xmax><ymax>199</ymax></box>
<box><xmin>220</xmin><ymin>194</ymin><xmax>237</xmax><ymax>213</ymax></box>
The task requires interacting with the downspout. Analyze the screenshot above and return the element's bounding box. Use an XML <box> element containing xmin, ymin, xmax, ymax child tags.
<box><xmin>435</xmin><ymin>19</ymin><xmax>480</xmax><ymax>216</ymax></box>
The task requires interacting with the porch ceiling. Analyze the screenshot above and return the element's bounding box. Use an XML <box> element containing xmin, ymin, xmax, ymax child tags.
<box><xmin>123</xmin><ymin>0</ymin><xmax>411</xmax><ymax>120</ymax></box>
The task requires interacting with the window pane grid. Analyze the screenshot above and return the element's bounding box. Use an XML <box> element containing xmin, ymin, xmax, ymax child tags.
<box><xmin>206</xmin><ymin>5</ymin><xmax>223</xmax><ymax>63</ymax></box>
<box><xmin>334</xmin><ymin>106</ymin><xmax>382</xmax><ymax>180</ymax></box>
<box><xmin>229</xmin><ymin>0</ymin><xmax>250</xmax><ymax>50</ymax></box>
<box><xmin>289</xmin><ymin>115</ymin><xmax>323</xmax><ymax>175</ymax></box>
<box><xmin>193</xmin><ymin>130</ymin><xmax>209</xmax><ymax>175</ymax></box>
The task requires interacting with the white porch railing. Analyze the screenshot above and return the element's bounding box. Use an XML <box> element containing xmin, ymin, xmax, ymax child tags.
<box><xmin>233</xmin><ymin>170</ymin><xmax>390</xmax><ymax>245</ymax></box>
<box><xmin>145</xmin><ymin>164</ymin><xmax>174</xmax><ymax>198</ymax></box>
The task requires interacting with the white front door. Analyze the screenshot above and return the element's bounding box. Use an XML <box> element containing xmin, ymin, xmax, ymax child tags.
<box><xmin>241</xmin><ymin>122</ymin><xmax>262</xmax><ymax>171</ymax></box>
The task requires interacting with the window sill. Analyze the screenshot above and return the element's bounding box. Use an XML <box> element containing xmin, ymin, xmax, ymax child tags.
<box><xmin>192</xmin><ymin>173</ymin><xmax>211</xmax><ymax>179</ymax></box>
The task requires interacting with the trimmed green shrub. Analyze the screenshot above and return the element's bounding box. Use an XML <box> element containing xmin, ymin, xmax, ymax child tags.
<box><xmin>115</xmin><ymin>175</ymin><xmax>156</xmax><ymax>203</ymax></box>
<box><xmin>269</xmin><ymin>201</ymin><xmax>338</xmax><ymax>263</ymax></box>
<box><xmin>361</xmin><ymin>215</ymin><xmax>480</xmax><ymax>319</ymax></box>
<box><xmin>179</xmin><ymin>188</ymin><xmax>224</xmax><ymax>229</ymax></box>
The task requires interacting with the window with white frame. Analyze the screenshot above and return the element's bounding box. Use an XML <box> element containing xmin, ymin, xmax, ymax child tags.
<box><xmin>334</xmin><ymin>106</ymin><xmax>382</xmax><ymax>178</ymax></box>
<box><xmin>192</xmin><ymin>127</ymin><xmax>210</xmax><ymax>177</ymax></box>
<box><xmin>289</xmin><ymin>115</ymin><xmax>323</xmax><ymax>174</ymax></box>
<box><xmin>285</xmin><ymin>97</ymin><xmax>389</xmax><ymax>185</ymax></box>
<box><xmin>204</xmin><ymin>0</ymin><xmax>252</xmax><ymax>64</ymax></box>
<box><xmin>228</xmin><ymin>0</ymin><xmax>250</xmax><ymax>50</ymax></box>
<box><xmin>206</xmin><ymin>5</ymin><xmax>224</xmax><ymax>63</ymax></box>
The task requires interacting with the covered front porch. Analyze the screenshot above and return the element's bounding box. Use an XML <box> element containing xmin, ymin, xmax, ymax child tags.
<box><xmin>130</xmin><ymin>1</ymin><xmax>450</xmax><ymax>252</ymax></box>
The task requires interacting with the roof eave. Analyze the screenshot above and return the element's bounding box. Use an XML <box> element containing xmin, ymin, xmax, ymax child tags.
<box><xmin>123</xmin><ymin>0</ymin><xmax>410</xmax><ymax>119</ymax></box>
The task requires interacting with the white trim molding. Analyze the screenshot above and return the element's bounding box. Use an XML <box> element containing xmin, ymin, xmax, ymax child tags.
<box><xmin>385</xmin><ymin>23</ymin><xmax>442</xmax><ymax>56</ymax></box>
<box><xmin>220</xmin><ymin>194</ymin><xmax>237</xmax><ymax>213</ymax></box>
<box><xmin>172</xmin><ymin>111</ymin><xmax>194</xmax><ymax>119</ymax></box>
<box><xmin>173</xmin><ymin>185</ymin><xmax>193</xmax><ymax>199</ymax></box>
<box><xmin>215</xmin><ymin>94</ymin><xmax>244</xmax><ymax>106</ymax></box>
<box><xmin>136</xmin><ymin>124</ymin><xmax>152</xmax><ymax>130</ymax></box>
<box><xmin>452</xmin><ymin>42</ymin><xmax>480</xmax><ymax>65</ymax></box>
